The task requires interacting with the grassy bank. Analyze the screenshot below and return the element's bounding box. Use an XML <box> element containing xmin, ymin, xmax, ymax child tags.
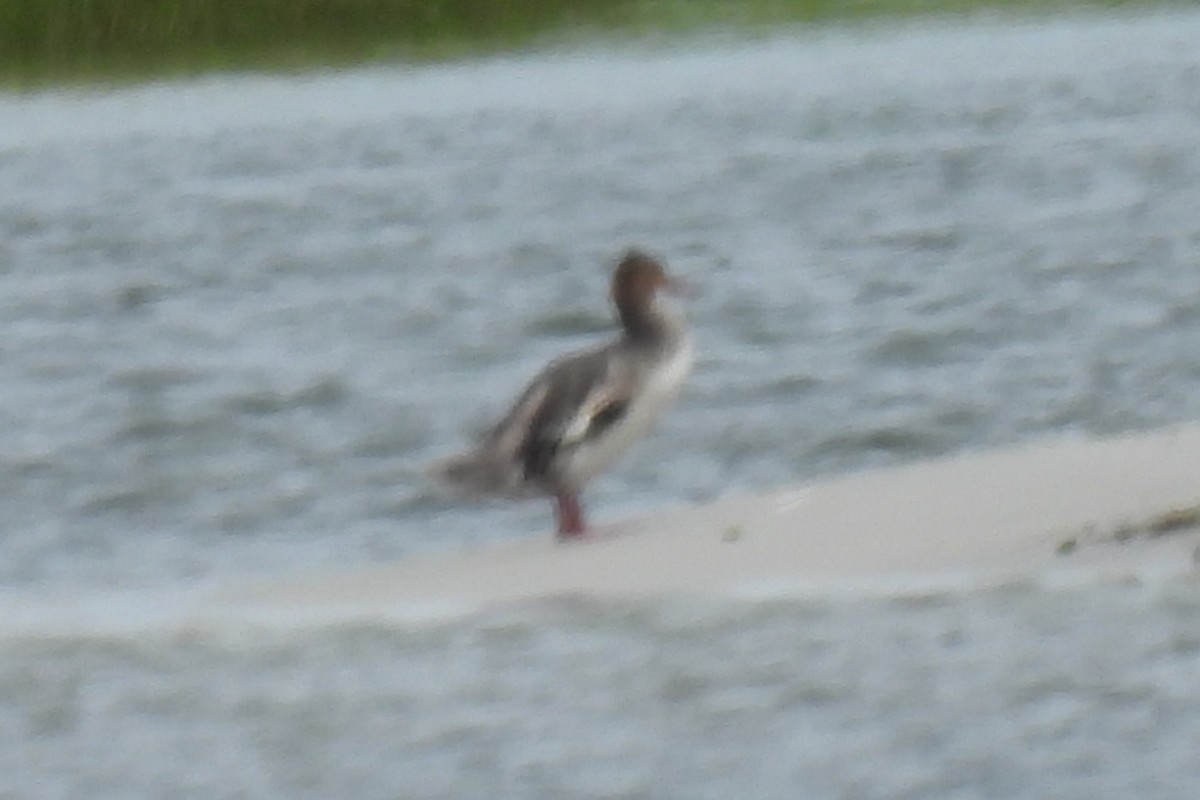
<box><xmin>0</xmin><ymin>0</ymin><xmax>615</xmax><ymax>84</ymax></box>
<box><xmin>0</xmin><ymin>0</ymin><xmax>1161</xmax><ymax>86</ymax></box>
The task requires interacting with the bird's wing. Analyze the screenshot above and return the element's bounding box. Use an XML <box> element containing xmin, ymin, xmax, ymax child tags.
<box><xmin>498</xmin><ymin>345</ymin><xmax>639</xmax><ymax>482</ymax></box>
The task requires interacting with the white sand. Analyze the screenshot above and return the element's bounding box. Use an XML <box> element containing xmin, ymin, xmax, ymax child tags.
<box><xmin>218</xmin><ymin>424</ymin><xmax>1200</xmax><ymax>613</ymax></box>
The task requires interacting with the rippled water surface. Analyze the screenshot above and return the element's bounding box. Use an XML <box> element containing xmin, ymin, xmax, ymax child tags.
<box><xmin>4</xmin><ymin>580</ymin><xmax>1200</xmax><ymax>799</ymax></box>
<box><xmin>3</xmin><ymin>9</ymin><xmax>1200</xmax><ymax>798</ymax></box>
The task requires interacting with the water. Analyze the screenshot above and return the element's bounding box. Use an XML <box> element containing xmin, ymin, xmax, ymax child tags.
<box><xmin>3</xmin><ymin>582</ymin><xmax>1200</xmax><ymax>799</ymax></box>
<box><xmin>3</xmin><ymin>8</ymin><xmax>1200</xmax><ymax>798</ymax></box>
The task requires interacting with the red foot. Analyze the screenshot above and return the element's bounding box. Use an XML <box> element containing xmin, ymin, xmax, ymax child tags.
<box><xmin>554</xmin><ymin>491</ymin><xmax>587</xmax><ymax>541</ymax></box>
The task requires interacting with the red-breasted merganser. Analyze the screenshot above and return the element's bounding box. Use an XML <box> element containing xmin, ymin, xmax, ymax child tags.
<box><xmin>435</xmin><ymin>249</ymin><xmax>693</xmax><ymax>540</ymax></box>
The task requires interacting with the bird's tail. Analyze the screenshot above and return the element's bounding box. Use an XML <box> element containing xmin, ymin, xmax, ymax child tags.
<box><xmin>428</xmin><ymin>448</ymin><xmax>524</xmax><ymax>496</ymax></box>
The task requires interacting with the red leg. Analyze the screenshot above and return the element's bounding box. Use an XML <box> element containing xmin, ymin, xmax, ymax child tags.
<box><xmin>554</xmin><ymin>491</ymin><xmax>586</xmax><ymax>540</ymax></box>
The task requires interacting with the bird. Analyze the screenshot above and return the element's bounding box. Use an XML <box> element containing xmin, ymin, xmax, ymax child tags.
<box><xmin>434</xmin><ymin>249</ymin><xmax>693</xmax><ymax>540</ymax></box>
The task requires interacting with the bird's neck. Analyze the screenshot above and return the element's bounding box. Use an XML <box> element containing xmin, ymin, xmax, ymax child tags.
<box><xmin>618</xmin><ymin>301</ymin><xmax>684</xmax><ymax>349</ymax></box>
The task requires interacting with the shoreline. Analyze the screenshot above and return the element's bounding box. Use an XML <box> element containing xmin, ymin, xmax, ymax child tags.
<box><xmin>0</xmin><ymin>424</ymin><xmax>1196</xmax><ymax>639</ymax></box>
<box><xmin>216</xmin><ymin>423</ymin><xmax>1200</xmax><ymax>615</ymax></box>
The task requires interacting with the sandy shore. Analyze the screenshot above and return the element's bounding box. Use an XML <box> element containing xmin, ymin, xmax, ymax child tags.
<box><xmin>219</xmin><ymin>424</ymin><xmax>1200</xmax><ymax>614</ymax></box>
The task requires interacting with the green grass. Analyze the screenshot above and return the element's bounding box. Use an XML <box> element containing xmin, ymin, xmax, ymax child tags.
<box><xmin>0</xmin><ymin>0</ymin><xmax>637</xmax><ymax>84</ymax></box>
<box><xmin>0</xmin><ymin>0</ymin><xmax>1166</xmax><ymax>86</ymax></box>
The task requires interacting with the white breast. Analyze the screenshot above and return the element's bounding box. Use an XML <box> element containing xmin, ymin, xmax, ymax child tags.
<box><xmin>559</xmin><ymin>335</ymin><xmax>693</xmax><ymax>489</ymax></box>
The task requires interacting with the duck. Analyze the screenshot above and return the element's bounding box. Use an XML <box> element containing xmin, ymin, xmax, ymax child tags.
<box><xmin>434</xmin><ymin>249</ymin><xmax>693</xmax><ymax>540</ymax></box>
